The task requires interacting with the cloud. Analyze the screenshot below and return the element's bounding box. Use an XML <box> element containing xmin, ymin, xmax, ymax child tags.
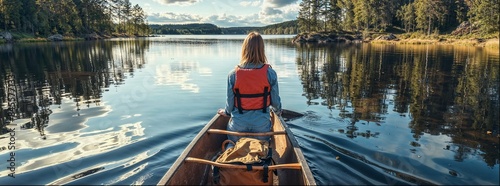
<box><xmin>261</xmin><ymin>7</ymin><xmax>282</xmax><ymax>16</ymax></box>
<box><xmin>259</xmin><ymin>1</ymin><xmax>299</xmax><ymax>25</ymax></box>
<box><xmin>260</xmin><ymin>0</ymin><xmax>299</xmax><ymax>17</ymax></box>
<box><xmin>240</xmin><ymin>0</ymin><xmax>261</xmax><ymax>7</ymax></box>
<box><xmin>263</xmin><ymin>0</ymin><xmax>298</xmax><ymax>8</ymax></box>
<box><xmin>154</xmin><ymin>0</ymin><xmax>200</xmax><ymax>6</ymax></box>
<box><xmin>145</xmin><ymin>0</ymin><xmax>300</xmax><ymax>27</ymax></box>
<box><xmin>147</xmin><ymin>12</ymin><xmax>263</xmax><ymax>27</ymax></box>
<box><xmin>201</xmin><ymin>14</ymin><xmax>263</xmax><ymax>27</ymax></box>
<box><xmin>148</xmin><ymin>12</ymin><xmax>202</xmax><ymax>24</ymax></box>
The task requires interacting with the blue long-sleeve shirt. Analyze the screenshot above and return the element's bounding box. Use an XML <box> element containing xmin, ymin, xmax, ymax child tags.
<box><xmin>224</xmin><ymin>63</ymin><xmax>282</xmax><ymax>131</ymax></box>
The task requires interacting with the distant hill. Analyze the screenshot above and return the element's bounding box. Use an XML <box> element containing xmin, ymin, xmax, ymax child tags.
<box><xmin>149</xmin><ymin>23</ymin><xmax>222</xmax><ymax>34</ymax></box>
<box><xmin>221</xmin><ymin>27</ymin><xmax>260</xmax><ymax>34</ymax></box>
<box><xmin>257</xmin><ymin>20</ymin><xmax>298</xmax><ymax>35</ymax></box>
<box><xmin>150</xmin><ymin>20</ymin><xmax>298</xmax><ymax>35</ymax></box>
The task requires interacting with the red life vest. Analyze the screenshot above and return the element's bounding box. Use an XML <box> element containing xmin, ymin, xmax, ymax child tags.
<box><xmin>233</xmin><ymin>64</ymin><xmax>271</xmax><ymax>113</ymax></box>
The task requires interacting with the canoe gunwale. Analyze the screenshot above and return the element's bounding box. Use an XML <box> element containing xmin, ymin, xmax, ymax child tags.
<box><xmin>273</xmin><ymin>113</ymin><xmax>316</xmax><ymax>185</ymax></box>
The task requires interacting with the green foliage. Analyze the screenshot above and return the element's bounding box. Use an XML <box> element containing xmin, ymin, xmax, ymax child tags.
<box><xmin>297</xmin><ymin>0</ymin><xmax>499</xmax><ymax>36</ymax></box>
<box><xmin>415</xmin><ymin>0</ymin><xmax>448</xmax><ymax>35</ymax></box>
<box><xmin>396</xmin><ymin>3</ymin><xmax>416</xmax><ymax>32</ymax></box>
<box><xmin>337</xmin><ymin>0</ymin><xmax>355</xmax><ymax>31</ymax></box>
<box><xmin>151</xmin><ymin>23</ymin><xmax>222</xmax><ymax>34</ymax></box>
<box><xmin>298</xmin><ymin>0</ymin><xmax>312</xmax><ymax>33</ymax></box>
<box><xmin>362</xmin><ymin>29</ymin><xmax>371</xmax><ymax>39</ymax></box>
<box><xmin>467</xmin><ymin>0</ymin><xmax>499</xmax><ymax>34</ymax></box>
<box><xmin>257</xmin><ymin>20</ymin><xmax>298</xmax><ymax>34</ymax></box>
<box><xmin>0</xmin><ymin>0</ymin><xmax>149</xmax><ymax>37</ymax></box>
<box><xmin>353</xmin><ymin>0</ymin><xmax>371</xmax><ymax>30</ymax></box>
<box><xmin>10</xmin><ymin>31</ymin><xmax>33</xmax><ymax>39</ymax></box>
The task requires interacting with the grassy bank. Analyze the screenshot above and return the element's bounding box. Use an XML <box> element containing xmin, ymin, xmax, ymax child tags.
<box><xmin>294</xmin><ymin>29</ymin><xmax>499</xmax><ymax>49</ymax></box>
<box><xmin>367</xmin><ymin>31</ymin><xmax>499</xmax><ymax>49</ymax></box>
<box><xmin>372</xmin><ymin>37</ymin><xmax>499</xmax><ymax>48</ymax></box>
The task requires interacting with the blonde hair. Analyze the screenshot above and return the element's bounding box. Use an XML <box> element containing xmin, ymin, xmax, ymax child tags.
<box><xmin>240</xmin><ymin>32</ymin><xmax>267</xmax><ymax>65</ymax></box>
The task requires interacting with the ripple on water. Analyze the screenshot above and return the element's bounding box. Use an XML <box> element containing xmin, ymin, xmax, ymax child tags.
<box><xmin>288</xmin><ymin>119</ymin><xmax>437</xmax><ymax>185</ymax></box>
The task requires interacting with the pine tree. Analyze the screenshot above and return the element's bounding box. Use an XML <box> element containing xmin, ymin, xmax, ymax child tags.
<box><xmin>338</xmin><ymin>0</ymin><xmax>356</xmax><ymax>31</ymax></box>
<box><xmin>397</xmin><ymin>3</ymin><xmax>417</xmax><ymax>32</ymax></box>
<box><xmin>298</xmin><ymin>0</ymin><xmax>312</xmax><ymax>33</ymax></box>
<box><xmin>1</xmin><ymin>0</ymin><xmax>22</xmax><ymax>30</ymax></box>
<box><xmin>467</xmin><ymin>0</ymin><xmax>499</xmax><ymax>33</ymax></box>
<box><xmin>415</xmin><ymin>0</ymin><xmax>447</xmax><ymax>35</ymax></box>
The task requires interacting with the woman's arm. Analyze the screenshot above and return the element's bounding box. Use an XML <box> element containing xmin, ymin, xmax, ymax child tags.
<box><xmin>224</xmin><ymin>70</ymin><xmax>236</xmax><ymax>116</ymax></box>
<box><xmin>268</xmin><ymin>68</ymin><xmax>282</xmax><ymax>113</ymax></box>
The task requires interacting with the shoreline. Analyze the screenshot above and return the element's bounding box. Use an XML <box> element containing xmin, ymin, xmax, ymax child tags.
<box><xmin>291</xmin><ymin>32</ymin><xmax>499</xmax><ymax>49</ymax></box>
<box><xmin>369</xmin><ymin>38</ymin><xmax>499</xmax><ymax>48</ymax></box>
<box><xmin>0</xmin><ymin>31</ymin><xmax>153</xmax><ymax>44</ymax></box>
<box><xmin>2</xmin><ymin>32</ymin><xmax>499</xmax><ymax>49</ymax></box>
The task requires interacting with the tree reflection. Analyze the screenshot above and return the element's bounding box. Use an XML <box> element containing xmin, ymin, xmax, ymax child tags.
<box><xmin>0</xmin><ymin>40</ymin><xmax>150</xmax><ymax>138</ymax></box>
<box><xmin>296</xmin><ymin>43</ymin><xmax>499</xmax><ymax>167</ymax></box>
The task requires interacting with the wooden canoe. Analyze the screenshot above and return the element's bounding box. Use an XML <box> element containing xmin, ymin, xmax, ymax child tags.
<box><xmin>157</xmin><ymin>111</ymin><xmax>316</xmax><ymax>185</ymax></box>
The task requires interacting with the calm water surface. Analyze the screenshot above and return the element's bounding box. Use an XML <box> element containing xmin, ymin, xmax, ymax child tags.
<box><xmin>0</xmin><ymin>35</ymin><xmax>498</xmax><ymax>185</ymax></box>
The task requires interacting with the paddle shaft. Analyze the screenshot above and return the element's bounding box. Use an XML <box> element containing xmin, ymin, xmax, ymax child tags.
<box><xmin>207</xmin><ymin>129</ymin><xmax>286</xmax><ymax>136</ymax></box>
<box><xmin>185</xmin><ymin>157</ymin><xmax>302</xmax><ymax>170</ymax></box>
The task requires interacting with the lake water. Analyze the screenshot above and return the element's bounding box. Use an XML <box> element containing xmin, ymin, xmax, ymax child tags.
<box><xmin>0</xmin><ymin>35</ymin><xmax>498</xmax><ymax>185</ymax></box>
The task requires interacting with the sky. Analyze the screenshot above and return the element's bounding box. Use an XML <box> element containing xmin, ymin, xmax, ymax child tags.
<box><xmin>128</xmin><ymin>0</ymin><xmax>301</xmax><ymax>27</ymax></box>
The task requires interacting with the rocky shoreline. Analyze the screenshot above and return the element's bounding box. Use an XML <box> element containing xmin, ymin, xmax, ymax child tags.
<box><xmin>2</xmin><ymin>30</ymin><xmax>497</xmax><ymax>48</ymax></box>
<box><xmin>293</xmin><ymin>32</ymin><xmax>422</xmax><ymax>44</ymax></box>
<box><xmin>292</xmin><ymin>33</ymin><xmax>364</xmax><ymax>43</ymax></box>
<box><xmin>291</xmin><ymin>32</ymin><xmax>499</xmax><ymax>48</ymax></box>
<box><xmin>0</xmin><ymin>31</ymin><xmax>150</xmax><ymax>43</ymax></box>
<box><xmin>290</xmin><ymin>22</ymin><xmax>500</xmax><ymax>46</ymax></box>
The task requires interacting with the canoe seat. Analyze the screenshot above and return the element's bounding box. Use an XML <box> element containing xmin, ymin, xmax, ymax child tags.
<box><xmin>207</xmin><ymin>129</ymin><xmax>286</xmax><ymax>136</ymax></box>
<box><xmin>185</xmin><ymin>157</ymin><xmax>302</xmax><ymax>170</ymax></box>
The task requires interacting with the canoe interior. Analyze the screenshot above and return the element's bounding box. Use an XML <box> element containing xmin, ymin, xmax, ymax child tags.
<box><xmin>158</xmin><ymin>112</ymin><xmax>316</xmax><ymax>185</ymax></box>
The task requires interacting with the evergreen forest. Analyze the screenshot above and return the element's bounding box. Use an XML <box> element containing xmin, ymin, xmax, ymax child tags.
<box><xmin>0</xmin><ymin>0</ymin><xmax>498</xmax><ymax>39</ymax></box>
<box><xmin>0</xmin><ymin>0</ymin><xmax>150</xmax><ymax>37</ymax></box>
<box><xmin>297</xmin><ymin>0</ymin><xmax>498</xmax><ymax>36</ymax></box>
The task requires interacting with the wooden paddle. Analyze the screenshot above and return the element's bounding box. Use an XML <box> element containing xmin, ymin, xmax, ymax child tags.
<box><xmin>281</xmin><ymin>109</ymin><xmax>304</xmax><ymax>121</ymax></box>
<box><xmin>185</xmin><ymin>157</ymin><xmax>302</xmax><ymax>170</ymax></box>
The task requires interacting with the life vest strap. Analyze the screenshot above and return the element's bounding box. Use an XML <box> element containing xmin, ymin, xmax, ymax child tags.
<box><xmin>237</xmin><ymin>93</ymin><xmax>267</xmax><ymax>98</ymax></box>
<box><xmin>235</xmin><ymin>88</ymin><xmax>244</xmax><ymax>114</ymax></box>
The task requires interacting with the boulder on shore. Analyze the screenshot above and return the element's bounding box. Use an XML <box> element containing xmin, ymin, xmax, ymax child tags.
<box><xmin>0</xmin><ymin>31</ymin><xmax>14</xmax><ymax>42</ymax></box>
<box><xmin>48</xmin><ymin>34</ymin><xmax>64</xmax><ymax>41</ymax></box>
<box><xmin>375</xmin><ymin>33</ymin><xmax>398</xmax><ymax>41</ymax></box>
<box><xmin>85</xmin><ymin>32</ymin><xmax>101</xmax><ymax>40</ymax></box>
<box><xmin>451</xmin><ymin>21</ymin><xmax>480</xmax><ymax>36</ymax></box>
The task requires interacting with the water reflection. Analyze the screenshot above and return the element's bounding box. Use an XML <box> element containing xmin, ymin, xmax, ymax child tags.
<box><xmin>296</xmin><ymin>43</ymin><xmax>499</xmax><ymax>167</ymax></box>
<box><xmin>0</xmin><ymin>40</ymin><xmax>150</xmax><ymax>137</ymax></box>
<box><xmin>155</xmin><ymin>62</ymin><xmax>201</xmax><ymax>93</ymax></box>
<box><xmin>0</xmin><ymin>36</ymin><xmax>497</xmax><ymax>185</ymax></box>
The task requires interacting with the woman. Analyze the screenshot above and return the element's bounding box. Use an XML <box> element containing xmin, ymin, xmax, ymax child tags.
<box><xmin>218</xmin><ymin>32</ymin><xmax>282</xmax><ymax>145</ymax></box>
